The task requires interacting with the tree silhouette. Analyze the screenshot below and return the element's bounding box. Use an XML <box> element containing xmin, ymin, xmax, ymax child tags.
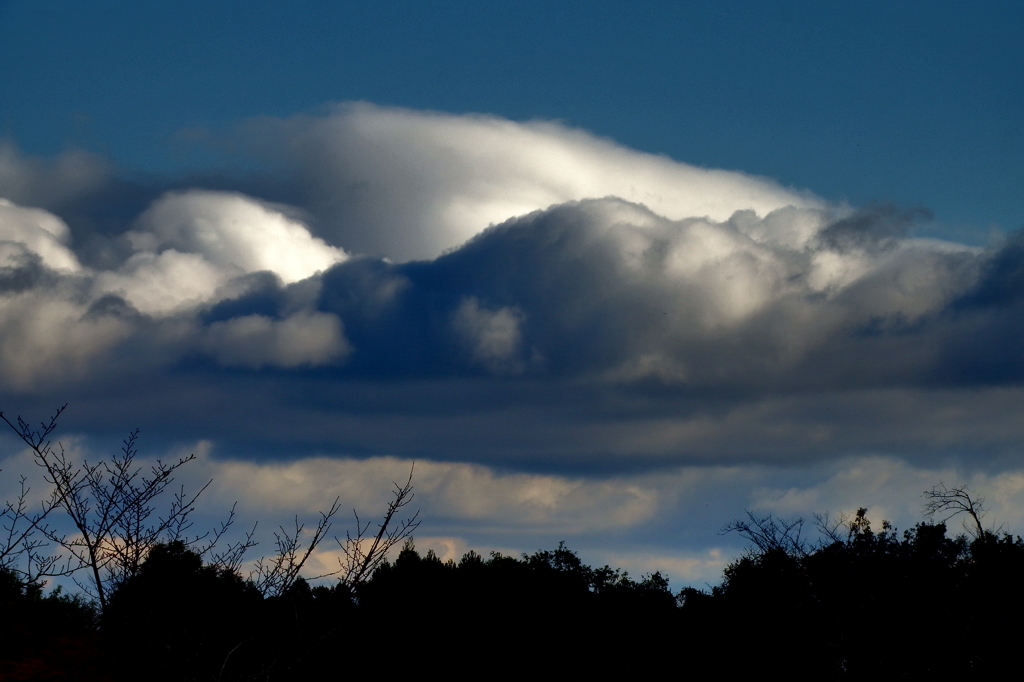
<box><xmin>101</xmin><ymin>541</ymin><xmax>261</xmax><ymax>682</ymax></box>
<box><xmin>1</xmin><ymin>406</ymin><xmax>207</xmax><ymax>609</ymax></box>
<box><xmin>923</xmin><ymin>482</ymin><xmax>988</xmax><ymax>537</ymax></box>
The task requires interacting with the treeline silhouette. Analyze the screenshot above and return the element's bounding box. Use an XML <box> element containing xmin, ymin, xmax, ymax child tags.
<box><xmin>686</xmin><ymin>508</ymin><xmax>1024</xmax><ymax>678</ymax></box>
<box><xmin>4</xmin><ymin>510</ymin><xmax>1024</xmax><ymax>680</ymax></box>
<box><xmin>3</xmin><ymin>407</ymin><xmax>1024</xmax><ymax>679</ymax></box>
<box><xmin>1</xmin><ymin>539</ymin><xmax>680</xmax><ymax>680</ymax></box>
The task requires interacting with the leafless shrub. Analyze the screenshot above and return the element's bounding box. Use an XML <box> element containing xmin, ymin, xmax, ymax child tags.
<box><xmin>248</xmin><ymin>465</ymin><xmax>421</xmax><ymax>596</ymax></box>
<box><xmin>201</xmin><ymin>502</ymin><xmax>259</xmax><ymax>575</ymax></box>
<box><xmin>337</xmin><ymin>465</ymin><xmax>420</xmax><ymax>587</ymax></box>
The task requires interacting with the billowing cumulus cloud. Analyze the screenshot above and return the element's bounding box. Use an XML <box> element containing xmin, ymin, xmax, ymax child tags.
<box><xmin>0</xmin><ymin>198</ymin><xmax>82</xmax><ymax>273</ymax></box>
<box><xmin>132</xmin><ymin>190</ymin><xmax>346</xmax><ymax>284</ymax></box>
<box><xmin>318</xmin><ymin>198</ymin><xmax>980</xmax><ymax>394</ymax></box>
<box><xmin>1</xmin><ymin>102</ymin><xmax>1024</xmax><ymax>565</ymax></box>
<box><xmin>0</xmin><ymin>187</ymin><xmax>350</xmax><ymax>385</ymax></box>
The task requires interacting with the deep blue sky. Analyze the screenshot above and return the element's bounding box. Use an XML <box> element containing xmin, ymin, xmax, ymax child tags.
<box><xmin>1</xmin><ymin>0</ymin><xmax>1022</xmax><ymax>241</ymax></box>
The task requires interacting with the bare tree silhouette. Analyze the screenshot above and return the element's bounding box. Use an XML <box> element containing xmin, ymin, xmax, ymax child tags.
<box><xmin>1</xmin><ymin>406</ymin><xmax>209</xmax><ymax>608</ymax></box>
<box><xmin>923</xmin><ymin>482</ymin><xmax>989</xmax><ymax>537</ymax></box>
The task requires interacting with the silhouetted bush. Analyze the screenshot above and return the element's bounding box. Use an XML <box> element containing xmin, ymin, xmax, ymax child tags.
<box><xmin>101</xmin><ymin>541</ymin><xmax>262</xmax><ymax>681</ymax></box>
<box><xmin>683</xmin><ymin>509</ymin><xmax>1024</xmax><ymax>678</ymax></box>
<box><xmin>358</xmin><ymin>541</ymin><xmax>679</xmax><ymax>675</ymax></box>
<box><xmin>8</xmin><ymin>500</ymin><xmax>1024</xmax><ymax>679</ymax></box>
<box><xmin>0</xmin><ymin>568</ymin><xmax>102</xmax><ymax>680</ymax></box>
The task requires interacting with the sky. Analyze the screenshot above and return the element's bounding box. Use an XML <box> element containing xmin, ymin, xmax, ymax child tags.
<box><xmin>1</xmin><ymin>0</ymin><xmax>1023</xmax><ymax>587</ymax></box>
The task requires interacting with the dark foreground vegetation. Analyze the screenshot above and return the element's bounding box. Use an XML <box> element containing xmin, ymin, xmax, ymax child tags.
<box><xmin>2</xmin><ymin>540</ymin><xmax>681</xmax><ymax>680</ymax></box>
<box><xmin>3</xmin><ymin>407</ymin><xmax>1024</xmax><ymax>679</ymax></box>
<box><xmin>5</xmin><ymin>516</ymin><xmax>1024</xmax><ymax>680</ymax></box>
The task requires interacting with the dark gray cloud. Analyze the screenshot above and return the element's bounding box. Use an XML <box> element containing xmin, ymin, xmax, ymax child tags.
<box><xmin>0</xmin><ymin>142</ymin><xmax>112</xmax><ymax>211</ymax></box>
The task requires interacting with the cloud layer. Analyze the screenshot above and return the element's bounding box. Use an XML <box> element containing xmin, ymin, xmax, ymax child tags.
<box><xmin>0</xmin><ymin>104</ymin><xmax>1022</xmax><ymax>475</ymax></box>
<box><xmin>8</xmin><ymin>435</ymin><xmax>1024</xmax><ymax>589</ymax></box>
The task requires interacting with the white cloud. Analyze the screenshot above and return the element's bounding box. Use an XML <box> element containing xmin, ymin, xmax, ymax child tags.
<box><xmin>0</xmin><ymin>190</ymin><xmax>352</xmax><ymax>383</ymax></box>
<box><xmin>0</xmin><ymin>291</ymin><xmax>130</xmax><ymax>389</ymax></box>
<box><xmin>239</xmin><ymin>103</ymin><xmax>826</xmax><ymax>261</ymax></box>
<box><xmin>201</xmin><ymin>454</ymin><xmax>661</xmax><ymax>534</ymax></box>
<box><xmin>133</xmin><ymin>190</ymin><xmax>347</xmax><ymax>284</ymax></box>
<box><xmin>452</xmin><ymin>296</ymin><xmax>525</xmax><ymax>373</ymax></box>
<box><xmin>0</xmin><ymin>198</ymin><xmax>82</xmax><ymax>272</ymax></box>
<box><xmin>94</xmin><ymin>249</ymin><xmax>230</xmax><ymax>316</ymax></box>
<box><xmin>0</xmin><ymin>103</ymin><xmax>1017</xmax><ymax>476</ymax></box>
<box><xmin>93</xmin><ymin>190</ymin><xmax>348</xmax><ymax>318</ymax></box>
<box><xmin>204</xmin><ymin>311</ymin><xmax>349</xmax><ymax>368</ymax></box>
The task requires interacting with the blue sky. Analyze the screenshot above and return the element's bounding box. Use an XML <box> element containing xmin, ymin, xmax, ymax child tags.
<box><xmin>1</xmin><ymin>0</ymin><xmax>1024</xmax><ymax>586</ymax></box>
<box><xmin>3</xmin><ymin>1</ymin><xmax>1022</xmax><ymax>237</ymax></box>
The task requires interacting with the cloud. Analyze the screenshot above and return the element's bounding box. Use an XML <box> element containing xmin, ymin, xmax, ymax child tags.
<box><xmin>202</xmin><ymin>453</ymin><xmax>660</xmax><ymax>534</ymax></box>
<box><xmin>234</xmin><ymin>102</ymin><xmax>825</xmax><ymax>260</ymax></box>
<box><xmin>318</xmin><ymin>198</ymin><xmax>980</xmax><ymax>393</ymax></box>
<box><xmin>0</xmin><ymin>188</ymin><xmax>352</xmax><ymax>385</ymax></box>
<box><xmin>452</xmin><ymin>297</ymin><xmax>526</xmax><ymax>373</ymax></box>
<box><xmin>5</xmin><ymin>103</ymin><xmax>1024</xmax><ymax>591</ymax></box>
<box><xmin>0</xmin><ymin>198</ymin><xmax>128</xmax><ymax>388</ymax></box>
<box><xmin>95</xmin><ymin>190</ymin><xmax>347</xmax><ymax>317</ymax></box>
<box><xmin>1</xmin><ymin>103</ymin><xmax>1024</xmax><ymax>475</ymax></box>
<box><xmin>203</xmin><ymin>311</ymin><xmax>348</xmax><ymax>369</ymax></box>
<box><xmin>95</xmin><ymin>249</ymin><xmax>232</xmax><ymax>316</ymax></box>
<box><xmin>0</xmin><ymin>142</ymin><xmax>111</xmax><ymax>211</ymax></box>
<box><xmin>0</xmin><ymin>288</ymin><xmax>130</xmax><ymax>390</ymax></box>
<box><xmin>0</xmin><ymin>198</ymin><xmax>82</xmax><ymax>272</ymax></box>
<box><xmin>17</xmin><ymin>438</ymin><xmax>1023</xmax><ymax>590</ymax></box>
<box><xmin>132</xmin><ymin>190</ymin><xmax>347</xmax><ymax>284</ymax></box>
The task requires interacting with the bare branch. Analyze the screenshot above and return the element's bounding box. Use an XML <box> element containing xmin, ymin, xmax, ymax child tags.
<box><xmin>923</xmin><ymin>482</ymin><xmax>987</xmax><ymax>538</ymax></box>
<box><xmin>2</xmin><ymin>406</ymin><xmax>210</xmax><ymax>609</ymax></box>
<box><xmin>722</xmin><ymin>510</ymin><xmax>809</xmax><ymax>557</ymax></box>
<box><xmin>813</xmin><ymin>510</ymin><xmax>855</xmax><ymax>545</ymax></box>
<box><xmin>250</xmin><ymin>499</ymin><xmax>342</xmax><ymax>597</ymax></box>
<box><xmin>202</xmin><ymin>503</ymin><xmax>260</xmax><ymax>575</ymax></box>
<box><xmin>336</xmin><ymin>464</ymin><xmax>421</xmax><ymax>586</ymax></box>
<box><xmin>0</xmin><ymin>405</ymin><xmax>74</xmax><ymax>584</ymax></box>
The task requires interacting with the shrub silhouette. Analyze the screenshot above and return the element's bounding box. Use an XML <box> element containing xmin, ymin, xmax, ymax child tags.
<box><xmin>102</xmin><ymin>541</ymin><xmax>262</xmax><ymax>681</ymax></box>
<box><xmin>688</xmin><ymin>508</ymin><xmax>1024</xmax><ymax>678</ymax></box>
<box><xmin>0</xmin><ymin>567</ymin><xmax>101</xmax><ymax>680</ymax></box>
<box><xmin>358</xmin><ymin>542</ymin><xmax>678</xmax><ymax>675</ymax></box>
